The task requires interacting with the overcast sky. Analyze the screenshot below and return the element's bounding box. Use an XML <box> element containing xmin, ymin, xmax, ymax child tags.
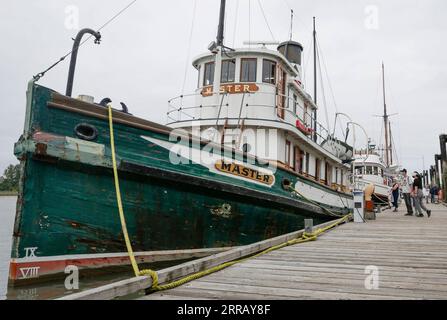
<box><xmin>0</xmin><ymin>0</ymin><xmax>446</xmax><ymax>174</ymax></box>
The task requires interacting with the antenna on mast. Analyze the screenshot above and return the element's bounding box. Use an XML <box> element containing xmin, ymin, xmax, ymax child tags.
<box><xmin>289</xmin><ymin>10</ymin><xmax>294</xmax><ymax>40</ymax></box>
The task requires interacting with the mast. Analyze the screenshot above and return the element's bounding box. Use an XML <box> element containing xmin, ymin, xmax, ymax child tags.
<box><xmin>313</xmin><ymin>17</ymin><xmax>317</xmax><ymax>142</ymax></box>
<box><xmin>216</xmin><ymin>0</ymin><xmax>226</xmax><ymax>47</ymax></box>
<box><xmin>213</xmin><ymin>0</ymin><xmax>226</xmax><ymax>110</ymax></box>
<box><xmin>382</xmin><ymin>62</ymin><xmax>390</xmax><ymax>167</ymax></box>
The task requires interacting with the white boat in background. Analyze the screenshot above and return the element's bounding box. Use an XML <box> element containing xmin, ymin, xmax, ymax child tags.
<box><xmin>352</xmin><ymin>63</ymin><xmax>401</xmax><ymax>207</ymax></box>
<box><xmin>353</xmin><ymin>151</ymin><xmax>391</xmax><ymax>205</ymax></box>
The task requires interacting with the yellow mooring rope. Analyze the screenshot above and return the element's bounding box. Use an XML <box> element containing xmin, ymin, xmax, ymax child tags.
<box><xmin>107</xmin><ymin>105</ymin><xmax>352</xmax><ymax>293</ymax></box>
<box><xmin>107</xmin><ymin>106</ymin><xmax>158</xmax><ymax>285</ymax></box>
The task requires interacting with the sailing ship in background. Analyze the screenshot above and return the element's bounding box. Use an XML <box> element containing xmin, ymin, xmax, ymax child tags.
<box><xmin>353</xmin><ymin>63</ymin><xmax>400</xmax><ymax>206</ymax></box>
<box><xmin>9</xmin><ymin>0</ymin><xmax>354</xmax><ymax>284</ymax></box>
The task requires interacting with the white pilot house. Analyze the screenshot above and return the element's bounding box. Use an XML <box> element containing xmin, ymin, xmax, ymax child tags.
<box><xmin>168</xmin><ymin>41</ymin><xmax>352</xmax><ymax>197</ymax></box>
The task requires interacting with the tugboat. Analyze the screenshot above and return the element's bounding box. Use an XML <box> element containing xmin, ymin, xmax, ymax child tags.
<box><xmin>9</xmin><ymin>0</ymin><xmax>353</xmax><ymax>284</ymax></box>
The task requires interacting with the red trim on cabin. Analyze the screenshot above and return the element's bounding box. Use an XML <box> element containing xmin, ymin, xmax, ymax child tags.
<box><xmin>296</xmin><ymin>119</ymin><xmax>313</xmax><ymax>135</ymax></box>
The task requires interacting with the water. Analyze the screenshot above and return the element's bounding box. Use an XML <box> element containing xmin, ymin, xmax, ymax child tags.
<box><xmin>0</xmin><ymin>196</ymin><xmax>17</xmax><ymax>300</ymax></box>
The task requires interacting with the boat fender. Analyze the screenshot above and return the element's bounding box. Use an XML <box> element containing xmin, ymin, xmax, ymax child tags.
<box><xmin>74</xmin><ymin>123</ymin><xmax>98</xmax><ymax>141</ymax></box>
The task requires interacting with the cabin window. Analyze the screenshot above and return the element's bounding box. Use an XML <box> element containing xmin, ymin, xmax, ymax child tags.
<box><xmin>355</xmin><ymin>166</ymin><xmax>364</xmax><ymax>175</ymax></box>
<box><xmin>262</xmin><ymin>59</ymin><xmax>276</xmax><ymax>84</ymax></box>
<box><xmin>340</xmin><ymin>170</ymin><xmax>344</xmax><ymax>187</ymax></box>
<box><xmin>373</xmin><ymin>167</ymin><xmax>379</xmax><ymax>176</ymax></box>
<box><xmin>335</xmin><ymin>167</ymin><xmax>339</xmax><ymax>184</ymax></box>
<box><xmin>203</xmin><ymin>62</ymin><xmax>215</xmax><ymax>86</ymax></box>
<box><xmin>294</xmin><ymin>146</ymin><xmax>304</xmax><ymax>174</ymax></box>
<box><xmin>285</xmin><ymin>140</ymin><xmax>291</xmax><ymax>167</ymax></box>
<box><xmin>305</xmin><ymin>152</ymin><xmax>310</xmax><ymax>174</ymax></box>
<box><xmin>325</xmin><ymin>163</ymin><xmax>332</xmax><ymax>186</ymax></box>
<box><xmin>366</xmin><ymin>166</ymin><xmax>373</xmax><ymax>175</ymax></box>
<box><xmin>240</xmin><ymin>58</ymin><xmax>257</xmax><ymax>82</ymax></box>
<box><xmin>379</xmin><ymin>168</ymin><xmax>383</xmax><ymax>177</ymax></box>
<box><xmin>315</xmin><ymin>158</ymin><xmax>321</xmax><ymax>181</ymax></box>
<box><xmin>221</xmin><ymin>59</ymin><xmax>236</xmax><ymax>83</ymax></box>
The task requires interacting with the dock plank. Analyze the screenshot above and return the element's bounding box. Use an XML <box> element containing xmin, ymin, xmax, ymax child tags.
<box><xmin>141</xmin><ymin>204</ymin><xmax>447</xmax><ymax>300</ymax></box>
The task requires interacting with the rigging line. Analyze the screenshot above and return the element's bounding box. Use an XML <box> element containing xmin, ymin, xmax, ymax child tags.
<box><xmin>181</xmin><ymin>0</ymin><xmax>197</xmax><ymax>96</ymax></box>
<box><xmin>248</xmin><ymin>0</ymin><xmax>251</xmax><ymax>48</ymax></box>
<box><xmin>390</xmin><ymin>122</ymin><xmax>400</xmax><ymax>166</ymax></box>
<box><xmin>256</xmin><ymin>0</ymin><xmax>276</xmax><ymax>41</ymax></box>
<box><xmin>33</xmin><ymin>0</ymin><xmax>138</xmax><ymax>81</ymax></box>
<box><xmin>231</xmin><ymin>0</ymin><xmax>239</xmax><ymax>48</ymax></box>
<box><xmin>316</xmin><ymin>41</ymin><xmax>331</xmax><ymax>135</ymax></box>
<box><xmin>302</xmin><ymin>37</ymin><xmax>313</xmax><ymax>89</ymax></box>
<box><xmin>386</xmin><ymin>75</ymin><xmax>403</xmax><ymax>165</ymax></box>
<box><xmin>316</xmin><ymin>38</ymin><xmax>344</xmax><ymax>138</ymax></box>
<box><xmin>280</xmin><ymin>0</ymin><xmax>312</xmax><ymax>35</ymax></box>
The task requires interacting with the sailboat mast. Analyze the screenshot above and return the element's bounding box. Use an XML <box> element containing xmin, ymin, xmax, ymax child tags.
<box><xmin>382</xmin><ymin>62</ymin><xmax>390</xmax><ymax>167</ymax></box>
<box><xmin>313</xmin><ymin>17</ymin><xmax>317</xmax><ymax>142</ymax></box>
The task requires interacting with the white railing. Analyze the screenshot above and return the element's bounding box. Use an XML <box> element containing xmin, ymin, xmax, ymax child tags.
<box><xmin>166</xmin><ymin>90</ymin><xmax>336</xmax><ymax>149</ymax></box>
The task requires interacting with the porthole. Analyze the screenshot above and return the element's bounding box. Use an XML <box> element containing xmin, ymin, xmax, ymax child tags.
<box><xmin>74</xmin><ymin>123</ymin><xmax>98</xmax><ymax>141</ymax></box>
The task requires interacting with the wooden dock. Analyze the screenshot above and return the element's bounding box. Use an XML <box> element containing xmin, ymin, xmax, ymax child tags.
<box><xmin>62</xmin><ymin>203</ymin><xmax>447</xmax><ymax>300</ymax></box>
<box><xmin>142</xmin><ymin>204</ymin><xmax>447</xmax><ymax>300</ymax></box>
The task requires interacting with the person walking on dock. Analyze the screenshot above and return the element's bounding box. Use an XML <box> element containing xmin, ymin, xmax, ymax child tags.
<box><xmin>401</xmin><ymin>169</ymin><xmax>414</xmax><ymax>216</ymax></box>
<box><xmin>424</xmin><ymin>186</ymin><xmax>430</xmax><ymax>204</ymax></box>
<box><xmin>391</xmin><ymin>178</ymin><xmax>400</xmax><ymax>212</ymax></box>
<box><xmin>411</xmin><ymin>172</ymin><xmax>431</xmax><ymax>218</ymax></box>
<box><xmin>430</xmin><ymin>184</ymin><xmax>439</xmax><ymax>204</ymax></box>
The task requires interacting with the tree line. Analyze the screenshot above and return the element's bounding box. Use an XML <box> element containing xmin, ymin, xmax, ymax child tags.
<box><xmin>0</xmin><ymin>164</ymin><xmax>20</xmax><ymax>192</ymax></box>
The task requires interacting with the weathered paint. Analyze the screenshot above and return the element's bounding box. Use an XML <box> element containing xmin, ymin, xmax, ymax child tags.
<box><xmin>9</xmin><ymin>83</ymin><xmax>352</xmax><ymax>283</ymax></box>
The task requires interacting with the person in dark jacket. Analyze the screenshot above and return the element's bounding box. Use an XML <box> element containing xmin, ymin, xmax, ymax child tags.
<box><xmin>430</xmin><ymin>185</ymin><xmax>439</xmax><ymax>204</ymax></box>
<box><xmin>411</xmin><ymin>172</ymin><xmax>431</xmax><ymax>218</ymax></box>
<box><xmin>391</xmin><ymin>179</ymin><xmax>400</xmax><ymax>212</ymax></box>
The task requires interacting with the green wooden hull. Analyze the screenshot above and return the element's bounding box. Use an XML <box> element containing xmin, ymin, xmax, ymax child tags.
<box><xmin>9</xmin><ymin>83</ymin><xmax>352</xmax><ymax>282</ymax></box>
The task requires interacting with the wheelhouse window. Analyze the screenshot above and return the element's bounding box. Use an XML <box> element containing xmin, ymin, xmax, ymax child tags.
<box><xmin>262</xmin><ymin>59</ymin><xmax>276</xmax><ymax>84</ymax></box>
<box><xmin>240</xmin><ymin>58</ymin><xmax>257</xmax><ymax>82</ymax></box>
<box><xmin>355</xmin><ymin>166</ymin><xmax>364</xmax><ymax>175</ymax></box>
<box><xmin>203</xmin><ymin>62</ymin><xmax>215</xmax><ymax>86</ymax></box>
<box><xmin>221</xmin><ymin>59</ymin><xmax>235</xmax><ymax>83</ymax></box>
<box><xmin>197</xmin><ymin>65</ymin><xmax>201</xmax><ymax>88</ymax></box>
<box><xmin>373</xmin><ymin>167</ymin><xmax>379</xmax><ymax>176</ymax></box>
